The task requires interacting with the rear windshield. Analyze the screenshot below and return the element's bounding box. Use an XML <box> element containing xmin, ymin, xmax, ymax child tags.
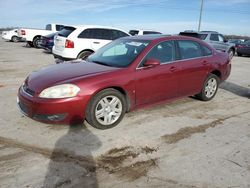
<box><xmin>58</xmin><ymin>26</ymin><xmax>76</xmax><ymax>37</ymax></box>
<box><xmin>129</xmin><ymin>30</ymin><xmax>139</xmax><ymax>36</ymax></box>
<box><xmin>179</xmin><ymin>32</ymin><xmax>208</xmax><ymax>40</ymax></box>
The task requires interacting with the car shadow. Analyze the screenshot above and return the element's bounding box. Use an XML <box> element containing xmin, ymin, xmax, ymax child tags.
<box><xmin>42</xmin><ymin>123</ymin><xmax>101</xmax><ymax>188</ymax></box>
<box><xmin>220</xmin><ymin>81</ymin><xmax>250</xmax><ymax>99</ymax></box>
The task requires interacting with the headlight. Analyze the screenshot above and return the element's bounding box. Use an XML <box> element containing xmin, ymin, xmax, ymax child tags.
<box><xmin>39</xmin><ymin>84</ymin><xmax>80</xmax><ymax>98</ymax></box>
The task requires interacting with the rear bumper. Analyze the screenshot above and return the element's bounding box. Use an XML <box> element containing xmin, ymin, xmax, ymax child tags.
<box><xmin>53</xmin><ymin>54</ymin><xmax>75</xmax><ymax>62</ymax></box>
<box><xmin>17</xmin><ymin>86</ymin><xmax>89</xmax><ymax>125</ymax></box>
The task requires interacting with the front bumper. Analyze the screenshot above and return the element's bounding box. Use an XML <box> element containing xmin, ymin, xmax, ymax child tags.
<box><xmin>17</xmin><ymin>86</ymin><xmax>89</xmax><ymax>125</ymax></box>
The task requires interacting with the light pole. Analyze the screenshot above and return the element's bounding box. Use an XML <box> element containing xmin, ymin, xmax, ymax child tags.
<box><xmin>198</xmin><ymin>0</ymin><xmax>204</xmax><ymax>31</ymax></box>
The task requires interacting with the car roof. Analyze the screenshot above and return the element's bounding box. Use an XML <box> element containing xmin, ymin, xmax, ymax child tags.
<box><xmin>65</xmin><ymin>25</ymin><xmax>125</xmax><ymax>30</ymax></box>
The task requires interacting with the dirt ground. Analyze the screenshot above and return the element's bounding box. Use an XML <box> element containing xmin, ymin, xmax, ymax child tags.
<box><xmin>0</xmin><ymin>38</ymin><xmax>250</xmax><ymax>188</ymax></box>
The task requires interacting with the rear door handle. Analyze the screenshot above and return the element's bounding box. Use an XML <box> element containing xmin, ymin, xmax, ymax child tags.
<box><xmin>202</xmin><ymin>60</ymin><xmax>208</xmax><ymax>66</ymax></box>
<box><xmin>170</xmin><ymin>66</ymin><xmax>178</xmax><ymax>72</ymax></box>
<box><xmin>93</xmin><ymin>41</ymin><xmax>100</xmax><ymax>44</ymax></box>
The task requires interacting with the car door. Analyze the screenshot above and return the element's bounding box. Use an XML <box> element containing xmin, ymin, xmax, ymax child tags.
<box><xmin>90</xmin><ymin>29</ymin><xmax>112</xmax><ymax>51</ymax></box>
<box><xmin>177</xmin><ymin>40</ymin><xmax>210</xmax><ymax>96</ymax></box>
<box><xmin>135</xmin><ymin>40</ymin><xmax>181</xmax><ymax>106</ymax></box>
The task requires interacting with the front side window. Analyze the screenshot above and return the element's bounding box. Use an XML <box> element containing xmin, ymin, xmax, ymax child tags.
<box><xmin>218</xmin><ymin>35</ymin><xmax>225</xmax><ymax>42</ymax></box>
<box><xmin>210</xmin><ymin>34</ymin><xmax>219</xmax><ymax>41</ymax></box>
<box><xmin>111</xmin><ymin>30</ymin><xmax>129</xmax><ymax>40</ymax></box>
<box><xmin>88</xmin><ymin>39</ymin><xmax>150</xmax><ymax>68</ymax></box>
<box><xmin>198</xmin><ymin>34</ymin><xmax>208</xmax><ymax>40</ymax></box>
<box><xmin>141</xmin><ymin>41</ymin><xmax>175</xmax><ymax>66</ymax></box>
<box><xmin>178</xmin><ymin>40</ymin><xmax>202</xmax><ymax>59</ymax></box>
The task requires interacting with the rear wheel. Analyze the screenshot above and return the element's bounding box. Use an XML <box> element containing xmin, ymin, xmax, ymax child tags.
<box><xmin>11</xmin><ymin>36</ymin><xmax>18</xmax><ymax>43</ymax></box>
<box><xmin>86</xmin><ymin>89</ymin><xmax>126</xmax><ymax>129</ymax></box>
<box><xmin>196</xmin><ymin>74</ymin><xmax>219</xmax><ymax>101</ymax></box>
<box><xmin>77</xmin><ymin>51</ymin><xmax>93</xmax><ymax>60</ymax></box>
<box><xmin>33</xmin><ymin>37</ymin><xmax>42</xmax><ymax>48</ymax></box>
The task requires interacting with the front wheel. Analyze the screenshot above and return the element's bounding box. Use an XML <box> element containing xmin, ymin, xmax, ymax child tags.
<box><xmin>228</xmin><ymin>48</ymin><xmax>235</xmax><ymax>60</ymax></box>
<box><xmin>11</xmin><ymin>36</ymin><xmax>18</xmax><ymax>43</ymax></box>
<box><xmin>196</xmin><ymin>74</ymin><xmax>219</xmax><ymax>101</ymax></box>
<box><xmin>86</xmin><ymin>89</ymin><xmax>126</xmax><ymax>129</ymax></box>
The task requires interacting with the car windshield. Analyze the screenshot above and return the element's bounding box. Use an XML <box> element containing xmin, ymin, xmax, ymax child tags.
<box><xmin>87</xmin><ymin>39</ymin><xmax>150</xmax><ymax>68</ymax></box>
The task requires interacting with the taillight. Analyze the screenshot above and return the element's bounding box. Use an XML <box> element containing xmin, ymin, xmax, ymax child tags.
<box><xmin>65</xmin><ymin>39</ymin><xmax>74</xmax><ymax>48</ymax></box>
<box><xmin>21</xmin><ymin>30</ymin><xmax>26</xmax><ymax>35</ymax></box>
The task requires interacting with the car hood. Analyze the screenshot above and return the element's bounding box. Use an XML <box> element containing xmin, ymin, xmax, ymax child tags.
<box><xmin>26</xmin><ymin>61</ymin><xmax>120</xmax><ymax>93</ymax></box>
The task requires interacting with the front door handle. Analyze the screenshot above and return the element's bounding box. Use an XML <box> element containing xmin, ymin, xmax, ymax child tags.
<box><xmin>93</xmin><ymin>41</ymin><xmax>100</xmax><ymax>44</ymax></box>
<box><xmin>170</xmin><ymin>66</ymin><xmax>177</xmax><ymax>72</ymax></box>
<box><xmin>202</xmin><ymin>60</ymin><xmax>208</xmax><ymax>66</ymax></box>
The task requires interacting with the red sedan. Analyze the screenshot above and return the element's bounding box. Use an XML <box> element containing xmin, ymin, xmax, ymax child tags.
<box><xmin>18</xmin><ymin>35</ymin><xmax>231</xmax><ymax>129</ymax></box>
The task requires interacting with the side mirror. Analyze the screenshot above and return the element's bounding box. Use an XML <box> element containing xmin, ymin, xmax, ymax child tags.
<box><xmin>224</xmin><ymin>39</ymin><xmax>228</xmax><ymax>43</ymax></box>
<box><xmin>144</xmin><ymin>58</ymin><xmax>160</xmax><ymax>68</ymax></box>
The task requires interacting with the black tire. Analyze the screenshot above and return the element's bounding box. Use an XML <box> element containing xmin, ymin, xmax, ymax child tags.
<box><xmin>196</xmin><ymin>74</ymin><xmax>219</xmax><ymax>101</ymax></box>
<box><xmin>11</xmin><ymin>36</ymin><xmax>18</xmax><ymax>43</ymax></box>
<box><xmin>77</xmin><ymin>51</ymin><xmax>93</xmax><ymax>60</ymax></box>
<box><xmin>228</xmin><ymin>48</ymin><xmax>235</xmax><ymax>60</ymax></box>
<box><xmin>33</xmin><ymin>37</ymin><xmax>42</xmax><ymax>48</ymax></box>
<box><xmin>86</xmin><ymin>89</ymin><xmax>126</xmax><ymax>129</ymax></box>
<box><xmin>237</xmin><ymin>52</ymin><xmax>242</xmax><ymax>57</ymax></box>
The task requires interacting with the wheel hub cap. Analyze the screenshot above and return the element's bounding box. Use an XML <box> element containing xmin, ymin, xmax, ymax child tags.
<box><xmin>95</xmin><ymin>95</ymin><xmax>122</xmax><ymax>126</ymax></box>
<box><xmin>205</xmin><ymin>78</ymin><xmax>217</xmax><ymax>98</ymax></box>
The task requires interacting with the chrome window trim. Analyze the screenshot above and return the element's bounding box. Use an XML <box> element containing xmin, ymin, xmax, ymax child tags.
<box><xmin>136</xmin><ymin>40</ymin><xmax>213</xmax><ymax>71</ymax></box>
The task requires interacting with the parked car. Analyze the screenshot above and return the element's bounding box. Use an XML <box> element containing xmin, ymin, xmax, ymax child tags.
<box><xmin>1</xmin><ymin>29</ymin><xmax>21</xmax><ymax>42</ymax></box>
<box><xmin>18</xmin><ymin>24</ymin><xmax>64</xmax><ymax>48</ymax></box>
<box><xmin>179</xmin><ymin>31</ymin><xmax>236</xmax><ymax>60</ymax></box>
<box><xmin>41</xmin><ymin>32</ymin><xmax>57</xmax><ymax>53</ymax></box>
<box><xmin>52</xmin><ymin>25</ymin><xmax>130</xmax><ymax>61</ymax></box>
<box><xmin>236</xmin><ymin>40</ymin><xmax>250</xmax><ymax>56</ymax></box>
<box><xmin>129</xmin><ymin>29</ymin><xmax>162</xmax><ymax>36</ymax></box>
<box><xmin>18</xmin><ymin>35</ymin><xmax>231</xmax><ymax>129</ymax></box>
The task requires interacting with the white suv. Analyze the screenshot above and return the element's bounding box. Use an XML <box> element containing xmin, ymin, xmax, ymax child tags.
<box><xmin>53</xmin><ymin>25</ymin><xmax>130</xmax><ymax>61</ymax></box>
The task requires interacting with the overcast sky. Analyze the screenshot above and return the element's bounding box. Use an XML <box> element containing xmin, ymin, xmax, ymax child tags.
<box><xmin>0</xmin><ymin>0</ymin><xmax>250</xmax><ymax>35</ymax></box>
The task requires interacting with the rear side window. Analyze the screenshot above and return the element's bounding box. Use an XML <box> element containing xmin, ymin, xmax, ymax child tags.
<box><xmin>202</xmin><ymin>45</ymin><xmax>212</xmax><ymax>56</ymax></box>
<box><xmin>78</xmin><ymin>29</ymin><xmax>112</xmax><ymax>40</ymax></box>
<box><xmin>45</xmin><ymin>24</ymin><xmax>52</xmax><ymax>30</ymax></box>
<box><xmin>55</xmin><ymin>25</ymin><xmax>64</xmax><ymax>31</ymax></box>
<box><xmin>178</xmin><ymin>40</ymin><xmax>202</xmax><ymax>59</ymax></box>
<box><xmin>129</xmin><ymin>30</ymin><xmax>139</xmax><ymax>36</ymax></box>
<box><xmin>58</xmin><ymin>27</ymin><xmax>76</xmax><ymax>37</ymax></box>
<box><xmin>143</xmin><ymin>31</ymin><xmax>162</xmax><ymax>35</ymax></box>
<box><xmin>210</xmin><ymin>34</ymin><xmax>219</xmax><ymax>41</ymax></box>
<box><xmin>111</xmin><ymin>30</ymin><xmax>129</xmax><ymax>40</ymax></box>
